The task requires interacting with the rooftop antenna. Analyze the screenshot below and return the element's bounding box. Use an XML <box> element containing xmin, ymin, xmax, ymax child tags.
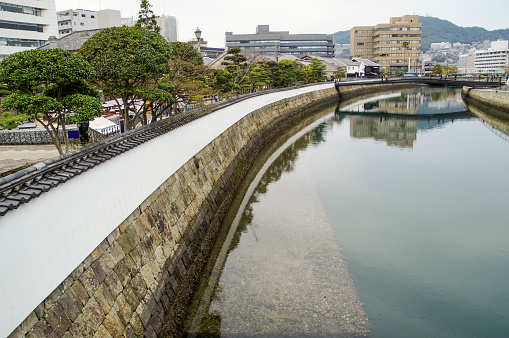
<box><xmin>99</xmin><ymin>0</ymin><xmax>102</xmax><ymax>10</ymax></box>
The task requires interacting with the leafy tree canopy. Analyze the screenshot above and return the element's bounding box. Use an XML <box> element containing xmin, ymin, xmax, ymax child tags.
<box><xmin>79</xmin><ymin>26</ymin><xmax>172</xmax><ymax>130</ymax></box>
<box><xmin>0</xmin><ymin>49</ymin><xmax>102</xmax><ymax>153</ymax></box>
<box><xmin>79</xmin><ymin>26</ymin><xmax>171</xmax><ymax>88</ymax></box>
<box><xmin>304</xmin><ymin>58</ymin><xmax>326</xmax><ymax>83</ymax></box>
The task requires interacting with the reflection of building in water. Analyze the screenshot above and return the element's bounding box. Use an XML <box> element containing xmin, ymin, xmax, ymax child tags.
<box><xmin>350</xmin><ymin>116</ymin><xmax>417</xmax><ymax>148</ymax></box>
<box><xmin>343</xmin><ymin>88</ymin><xmax>466</xmax><ymax>116</ymax></box>
<box><xmin>375</xmin><ymin>93</ymin><xmax>420</xmax><ymax>115</ymax></box>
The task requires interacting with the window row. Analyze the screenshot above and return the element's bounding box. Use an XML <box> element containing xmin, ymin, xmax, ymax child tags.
<box><xmin>0</xmin><ymin>20</ymin><xmax>43</xmax><ymax>32</ymax></box>
<box><xmin>376</xmin><ymin>27</ymin><xmax>420</xmax><ymax>31</ymax></box>
<box><xmin>376</xmin><ymin>34</ymin><xmax>421</xmax><ymax>38</ymax></box>
<box><xmin>0</xmin><ymin>2</ymin><xmax>40</xmax><ymax>16</ymax></box>
<box><xmin>0</xmin><ymin>37</ymin><xmax>44</xmax><ymax>47</ymax></box>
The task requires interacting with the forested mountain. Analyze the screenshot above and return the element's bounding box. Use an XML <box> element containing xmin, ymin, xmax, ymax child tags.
<box><xmin>332</xmin><ymin>16</ymin><xmax>509</xmax><ymax>51</ymax></box>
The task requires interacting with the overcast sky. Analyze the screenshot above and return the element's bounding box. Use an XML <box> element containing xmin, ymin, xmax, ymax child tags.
<box><xmin>56</xmin><ymin>0</ymin><xmax>509</xmax><ymax>47</ymax></box>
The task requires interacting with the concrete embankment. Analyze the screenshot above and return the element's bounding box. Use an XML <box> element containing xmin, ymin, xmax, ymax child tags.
<box><xmin>462</xmin><ymin>86</ymin><xmax>509</xmax><ymax>120</ymax></box>
<box><xmin>6</xmin><ymin>82</ymin><xmax>420</xmax><ymax>337</ymax></box>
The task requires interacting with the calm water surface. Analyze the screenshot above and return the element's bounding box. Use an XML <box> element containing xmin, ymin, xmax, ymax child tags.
<box><xmin>185</xmin><ymin>87</ymin><xmax>509</xmax><ymax>337</ymax></box>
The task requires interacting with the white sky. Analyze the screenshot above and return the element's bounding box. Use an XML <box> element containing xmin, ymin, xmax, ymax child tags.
<box><xmin>56</xmin><ymin>0</ymin><xmax>509</xmax><ymax>47</ymax></box>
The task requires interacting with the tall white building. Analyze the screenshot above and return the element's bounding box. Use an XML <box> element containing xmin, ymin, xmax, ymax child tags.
<box><xmin>122</xmin><ymin>15</ymin><xmax>178</xmax><ymax>42</ymax></box>
<box><xmin>0</xmin><ymin>0</ymin><xmax>58</xmax><ymax>59</ymax></box>
<box><xmin>156</xmin><ymin>15</ymin><xmax>177</xmax><ymax>42</ymax></box>
<box><xmin>458</xmin><ymin>51</ymin><xmax>476</xmax><ymax>74</ymax></box>
<box><xmin>475</xmin><ymin>40</ymin><xmax>509</xmax><ymax>74</ymax></box>
<box><xmin>57</xmin><ymin>9</ymin><xmax>121</xmax><ymax>37</ymax></box>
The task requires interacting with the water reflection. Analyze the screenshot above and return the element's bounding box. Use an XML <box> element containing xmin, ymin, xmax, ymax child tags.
<box><xmin>183</xmin><ymin>87</ymin><xmax>509</xmax><ymax>338</ymax></box>
<box><xmin>464</xmin><ymin>101</ymin><xmax>509</xmax><ymax>142</ymax></box>
<box><xmin>334</xmin><ymin>87</ymin><xmax>473</xmax><ymax>148</ymax></box>
<box><xmin>184</xmin><ymin>107</ymin><xmax>370</xmax><ymax>337</ymax></box>
<box><xmin>337</xmin><ymin>87</ymin><xmax>466</xmax><ymax>116</ymax></box>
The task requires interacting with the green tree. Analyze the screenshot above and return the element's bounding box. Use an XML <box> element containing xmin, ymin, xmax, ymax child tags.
<box><xmin>211</xmin><ymin>69</ymin><xmax>235</xmax><ymax>94</ymax></box>
<box><xmin>249</xmin><ymin>63</ymin><xmax>272</xmax><ymax>90</ymax></box>
<box><xmin>135</xmin><ymin>0</ymin><xmax>160</xmax><ymax>33</ymax></box>
<box><xmin>221</xmin><ymin>48</ymin><xmax>253</xmax><ymax>93</ymax></box>
<box><xmin>0</xmin><ymin>49</ymin><xmax>102</xmax><ymax>154</ymax></box>
<box><xmin>402</xmin><ymin>41</ymin><xmax>410</xmax><ymax>73</ymax></box>
<box><xmin>162</xmin><ymin>41</ymin><xmax>211</xmax><ymax>114</ymax></box>
<box><xmin>275</xmin><ymin>60</ymin><xmax>306</xmax><ymax>87</ymax></box>
<box><xmin>79</xmin><ymin>26</ymin><xmax>172</xmax><ymax>131</ymax></box>
<box><xmin>433</xmin><ymin>63</ymin><xmax>443</xmax><ymax>74</ymax></box>
<box><xmin>304</xmin><ymin>58</ymin><xmax>326</xmax><ymax>83</ymax></box>
<box><xmin>0</xmin><ymin>111</ymin><xmax>28</xmax><ymax>130</ymax></box>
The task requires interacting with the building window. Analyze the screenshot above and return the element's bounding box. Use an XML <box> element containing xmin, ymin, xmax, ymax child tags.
<box><xmin>81</xmin><ymin>14</ymin><xmax>85</xmax><ymax>17</ymax></box>
<box><xmin>91</xmin><ymin>15</ymin><xmax>95</xmax><ymax>19</ymax></box>
<box><xmin>0</xmin><ymin>2</ymin><xmax>41</xmax><ymax>16</ymax></box>
<box><xmin>0</xmin><ymin>37</ymin><xmax>44</xmax><ymax>47</ymax></box>
<box><xmin>0</xmin><ymin>20</ymin><xmax>43</xmax><ymax>32</ymax></box>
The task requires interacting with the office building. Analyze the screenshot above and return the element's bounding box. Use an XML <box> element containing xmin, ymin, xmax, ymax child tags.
<box><xmin>351</xmin><ymin>15</ymin><xmax>422</xmax><ymax>74</ymax></box>
<box><xmin>0</xmin><ymin>0</ymin><xmax>58</xmax><ymax>59</ymax></box>
<box><xmin>57</xmin><ymin>9</ymin><xmax>121</xmax><ymax>37</ymax></box>
<box><xmin>474</xmin><ymin>40</ymin><xmax>508</xmax><ymax>74</ymax></box>
<box><xmin>225</xmin><ymin>25</ymin><xmax>334</xmax><ymax>57</ymax></box>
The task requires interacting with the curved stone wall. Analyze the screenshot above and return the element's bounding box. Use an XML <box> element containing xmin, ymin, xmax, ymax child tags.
<box><xmin>7</xmin><ymin>82</ymin><xmax>420</xmax><ymax>337</ymax></box>
<box><xmin>461</xmin><ymin>86</ymin><xmax>509</xmax><ymax>119</ymax></box>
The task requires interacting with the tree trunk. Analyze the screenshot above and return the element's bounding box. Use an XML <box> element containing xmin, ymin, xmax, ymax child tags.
<box><xmin>38</xmin><ymin>117</ymin><xmax>64</xmax><ymax>155</ymax></box>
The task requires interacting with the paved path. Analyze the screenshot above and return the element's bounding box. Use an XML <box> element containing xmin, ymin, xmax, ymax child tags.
<box><xmin>0</xmin><ymin>145</ymin><xmax>59</xmax><ymax>174</ymax></box>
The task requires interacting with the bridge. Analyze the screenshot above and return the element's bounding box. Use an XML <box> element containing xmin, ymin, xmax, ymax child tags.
<box><xmin>0</xmin><ymin>78</ymin><xmax>498</xmax><ymax>337</ymax></box>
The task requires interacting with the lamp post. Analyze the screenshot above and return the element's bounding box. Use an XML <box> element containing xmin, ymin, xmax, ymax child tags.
<box><xmin>194</xmin><ymin>27</ymin><xmax>202</xmax><ymax>54</ymax></box>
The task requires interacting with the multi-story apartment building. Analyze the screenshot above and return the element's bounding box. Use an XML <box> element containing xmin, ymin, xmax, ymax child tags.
<box><xmin>0</xmin><ymin>0</ymin><xmax>58</xmax><ymax>59</ymax></box>
<box><xmin>474</xmin><ymin>40</ymin><xmax>508</xmax><ymax>74</ymax></box>
<box><xmin>225</xmin><ymin>25</ymin><xmax>334</xmax><ymax>57</ymax></box>
<box><xmin>57</xmin><ymin>9</ymin><xmax>121</xmax><ymax>38</ymax></box>
<box><xmin>351</xmin><ymin>15</ymin><xmax>422</xmax><ymax>74</ymax></box>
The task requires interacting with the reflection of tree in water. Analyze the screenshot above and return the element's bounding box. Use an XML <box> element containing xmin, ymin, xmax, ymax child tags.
<box><xmin>194</xmin><ymin>120</ymin><xmax>332</xmax><ymax>336</ymax></box>
<box><xmin>431</xmin><ymin>91</ymin><xmax>446</xmax><ymax>101</ymax></box>
<box><xmin>228</xmin><ymin>120</ymin><xmax>330</xmax><ymax>252</ymax></box>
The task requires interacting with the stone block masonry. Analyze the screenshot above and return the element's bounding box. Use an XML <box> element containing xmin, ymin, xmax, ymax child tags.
<box><xmin>8</xmin><ymin>82</ymin><xmax>418</xmax><ymax>337</ymax></box>
<box><xmin>461</xmin><ymin>86</ymin><xmax>509</xmax><ymax>119</ymax></box>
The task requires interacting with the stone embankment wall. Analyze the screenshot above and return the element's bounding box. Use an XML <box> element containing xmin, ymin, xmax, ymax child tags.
<box><xmin>461</xmin><ymin>86</ymin><xmax>509</xmax><ymax>118</ymax></box>
<box><xmin>8</xmin><ymin>82</ymin><xmax>416</xmax><ymax>337</ymax></box>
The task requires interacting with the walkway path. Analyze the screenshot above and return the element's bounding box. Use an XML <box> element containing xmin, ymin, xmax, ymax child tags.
<box><xmin>0</xmin><ymin>145</ymin><xmax>59</xmax><ymax>174</ymax></box>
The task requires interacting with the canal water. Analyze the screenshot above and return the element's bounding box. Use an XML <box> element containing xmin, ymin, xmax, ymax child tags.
<box><xmin>183</xmin><ymin>87</ymin><xmax>509</xmax><ymax>337</ymax></box>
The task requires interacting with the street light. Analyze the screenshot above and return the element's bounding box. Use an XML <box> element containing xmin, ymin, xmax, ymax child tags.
<box><xmin>194</xmin><ymin>27</ymin><xmax>202</xmax><ymax>54</ymax></box>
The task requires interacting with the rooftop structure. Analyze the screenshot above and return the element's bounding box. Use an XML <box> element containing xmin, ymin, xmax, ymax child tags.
<box><xmin>225</xmin><ymin>25</ymin><xmax>334</xmax><ymax>57</ymax></box>
<box><xmin>351</xmin><ymin>15</ymin><xmax>422</xmax><ymax>74</ymax></box>
<box><xmin>57</xmin><ymin>9</ymin><xmax>120</xmax><ymax>37</ymax></box>
<box><xmin>39</xmin><ymin>28</ymin><xmax>103</xmax><ymax>51</ymax></box>
<box><xmin>0</xmin><ymin>0</ymin><xmax>58</xmax><ymax>59</ymax></box>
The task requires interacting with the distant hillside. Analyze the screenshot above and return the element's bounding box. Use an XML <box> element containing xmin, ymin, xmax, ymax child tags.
<box><xmin>419</xmin><ymin>16</ymin><xmax>509</xmax><ymax>51</ymax></box>
<box><xmin>332</xmin><ymin>16</ymin><xmax>509</xmax><ymax>51</ymax></box>
<box><xmin>333</xmin><ymin>30</ymin><xmax>350</xmax><ymax>44</ymax></box>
